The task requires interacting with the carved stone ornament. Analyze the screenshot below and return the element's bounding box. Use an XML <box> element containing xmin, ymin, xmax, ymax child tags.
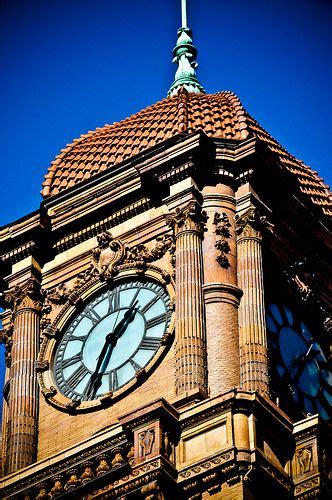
<box><xmin>91</xmin><ymin>231</ymin><xmax>126</xmax><ymax>280</ymax></box>
<box><xmin>296</xmin><ymin>447</ymin><xmax>314</xmax><ymax>476</ymax></box>
<box><xmin>139</xmin><ymin>429</ymin><xmax>156</xmax><ymax>458</ymax></box>
<box><xmin>213</xmin><ymin>212</ymin><xmax>231</xmax><ymax>268</ymax></box>
<box><xmin>39</xmin><ymin>231</ymin><xmax>175</xmax><ymax>333</ymax></box>
<box><xmin>285</xmin><ymin>259</ymin><xmax>331</xmax><ymax>335</ymax></box>
<box><xmin>235</xmin><ymin>207</ymin><xmax>273</xmax><ymax>240</ymax></box>
<box><xmin>166</xmin><ymin>201</ymin><xmax>207</xmax><ymax>237</ymax></box>
<box><xmin>0</xmin><ymin>326</ymin><xmax>13</xmax><ymax>367</ymax></box>
<box><xmin>285</xmin><ymin>260</ymin><xmax>315</xmax><ymax>303</ymax></box>
<box><xmin>4</xmin><ymin>278</ymin><xmax>42</xmax><ymax>313</ymax></box>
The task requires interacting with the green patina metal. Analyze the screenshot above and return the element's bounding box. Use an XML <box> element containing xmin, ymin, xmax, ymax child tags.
<box><xmin>168</xmin><ymin>1</ymin><xmax>205</xmax><ymax>96</ymax></box>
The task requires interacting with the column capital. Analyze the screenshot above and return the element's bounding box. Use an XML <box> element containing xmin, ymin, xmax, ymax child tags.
<box><xmin>235</xmin><ymin>207</ymin><xmax>273</xmax><ymax>241</ymax></box>
<box><xmin>4</xmin><ymin>278</ymin><xmax>42</xmax><ymax>314</ymax></box>
<box><xmin>167</xmin><ymin>201</ymin><xmax>207</xmax><ymax>238</ymax></box>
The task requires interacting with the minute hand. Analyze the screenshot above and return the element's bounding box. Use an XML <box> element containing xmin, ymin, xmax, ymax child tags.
<box><xmin>85</xmin><ymin>303</ymin><xmax>138</xmax><ymax>399</ymax></box>
<box><xmin>112</xmin><ymin>301</ymin><xmax>138</xmax><ymax>340</ymax></box>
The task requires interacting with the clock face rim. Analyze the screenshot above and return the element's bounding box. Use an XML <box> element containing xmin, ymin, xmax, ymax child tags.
<box><xmin>37</xmin><ymin>266</ymin><xmax>175</xmax><ymax>412</ymax></box>
<box><xmin>54</xmin><ymin>279</ymin><xmax>171</xmax><ymax>401</ymax></box>
<box><xmin>266</xmin><ymin>303</ymin><xmax>331</xmax><ymax>421</ymax></box>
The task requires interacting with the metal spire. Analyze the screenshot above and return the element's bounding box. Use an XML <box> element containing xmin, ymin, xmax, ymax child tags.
<box><xmin>168</xmin><ymin>0</ymin><xmax>205</xmax><ymax>96</ymax></box>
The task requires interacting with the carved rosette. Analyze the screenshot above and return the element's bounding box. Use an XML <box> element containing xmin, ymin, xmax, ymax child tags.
<box><xmin>166</xmin><ymin>201</ymin><xmax>207</xmax><ymax>239</ymax></box>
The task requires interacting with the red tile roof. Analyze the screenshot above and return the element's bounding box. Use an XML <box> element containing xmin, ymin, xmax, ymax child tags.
<box><xmin>42</xmin><ymin>89</ymin><xmax>331</xmax><ymax>216</ymax></box>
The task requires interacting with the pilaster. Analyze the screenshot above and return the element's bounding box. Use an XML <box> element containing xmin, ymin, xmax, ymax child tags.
<box><xmin>235</xmin><ymin>206</ymin><xmax>272</xmax><ymax>396</ymax></box>
<box><xmin>3</xmin><ymin>274</ymin><xmax>42</xmax><ymax>473</ymax></box>
<box><xmin>167</xmin><ymin>200</ymin><xmax>208</xmax><ymax>396</ymax></box>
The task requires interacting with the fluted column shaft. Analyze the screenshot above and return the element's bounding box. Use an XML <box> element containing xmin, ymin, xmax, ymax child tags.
<box><xmin>236</xmin><ymin>208</ymin><xmax>269</xmax><ymax>395</ymax></box>
<box><xmin>168</xmin><ymin>202</ymin><xmax>207</xmax><ymax>395</ymax></box>
<box><xmin>202</xmin><ymin>185</ymin><xmax>242</xmax><ymax>397</ymax></box>
<box><xmin>4</xmin><ymin>279</ymin><xmax>41</xmax><ymax>473</ymax></box>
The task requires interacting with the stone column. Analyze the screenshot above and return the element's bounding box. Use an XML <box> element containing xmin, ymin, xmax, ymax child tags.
<box><xmin>235</xmin><ymin>207</ymin><xmax>270</xmax><ymax>395</ymax></box>
<box><xmin>202</xmin><ymin>185</ymin><xmax>242</xmax><ymax>397</ymax></box>
<box><xmin>4</xmin><ymin>278</ymin><xmax>41</xmax><ymax>473</ymax></box>
<box><xmin>167</xmin><ymin>201</ymin><xmax>207</xmax><ymax>396</ymax></box>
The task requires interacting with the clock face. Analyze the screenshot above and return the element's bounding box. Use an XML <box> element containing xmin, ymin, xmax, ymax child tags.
<box><xmin>266</xmin><ymin>304</ymin><xmax>332</xmax><ymax>421</ymax></box>
<box><xmin>54</xmin><ymin>279</ymin><xmax>171</xmax><ymax>401</ymax></box>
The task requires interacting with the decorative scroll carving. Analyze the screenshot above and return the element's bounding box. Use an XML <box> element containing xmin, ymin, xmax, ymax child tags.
<box><xmin>91</xmin><ymin>231</ymin><xmax>126</xmax><ymax>280</ymax></box>
<box><xmin>42</xmin><ymin>232</ymin><xmax>175</xmax><ymax>325</ymax></box>
<box><xmin>235</xmin><ymin>207</ymin><xmax>273</xmax><ymax>240</ymax></box>
<box><xmin>213</xmin><ymin>212</ymin><xmax>231</xmax><ymax>268</ymax></box>
<box><xmin>4</xmin><ymin>278</ymin><xmax>42</xmax><ymax>313</ymax></box>
<box><xmin>167</xmin><ymin>201</ymin><xmax>207</xmax><ymax>237</ymax></box>
<box><xmin>127</xmin><ymin>234</ymin><xmax>174</xmax><ymax>266</ymax></box>
<box><xmin>295</xmin><ymin>476</ymin><xmax>319</xmax><ymax>495</ymax></box>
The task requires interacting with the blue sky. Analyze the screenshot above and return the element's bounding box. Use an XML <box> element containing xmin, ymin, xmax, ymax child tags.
<box><xmin>0</xmin><ymin>1</ymin><xmax>331</xmax><ymax>413</ymax></box>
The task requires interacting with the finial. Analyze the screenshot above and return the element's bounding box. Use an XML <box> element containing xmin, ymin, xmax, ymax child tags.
<box><xmin>168</xmin><ymin>0</ymin><xmax>205</xmax><ymax>97</ymax></box>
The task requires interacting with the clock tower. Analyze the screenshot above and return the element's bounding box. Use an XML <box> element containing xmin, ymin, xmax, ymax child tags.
<box><xmin>0</xmin><ymin>3</ymin><xmax>331</xmax><ymax>499</ymax></box>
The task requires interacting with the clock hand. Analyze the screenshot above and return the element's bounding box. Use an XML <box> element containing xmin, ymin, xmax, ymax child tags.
<box><xmin>85</xmin><ymin>302</ymin><xmax>139</xmax><ymax>399</ymax></box>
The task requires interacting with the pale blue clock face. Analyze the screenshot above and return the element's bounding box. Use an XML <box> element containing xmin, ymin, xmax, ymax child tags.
<box><xmin>267</xmin><ymin>304</ymin><xmax>332</xmax><ymax>421</ymax></box>
<box><xmin>54</xmin><ymin>279</ymin><xmax>171</xmax><ymax>401</ymax></box>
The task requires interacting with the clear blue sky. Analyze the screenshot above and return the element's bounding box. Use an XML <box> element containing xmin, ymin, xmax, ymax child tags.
<box><xmin>0</xmin><ymin>1</ymin><xmax>331</xmax><ymax>412</ymax></box>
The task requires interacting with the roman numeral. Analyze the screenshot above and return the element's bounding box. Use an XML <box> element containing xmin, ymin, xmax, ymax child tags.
<box><xmin>109</xmin><ymin>370</ymin><xmax>118</xmax><ymax>391</ymax></box>
<box><xmin>146</xmin><ymin>313</ymin><xmax>166</xmax><ymax>330</ymax></box>
<box><xmin>140</xmin><ymin>337</ymin><xmax>160</xmax><ymax>350</ymax></box>
<box><xmin>129</xmin><ymin>358</ymin><xmax>142</xmax><ymax>372</ymax></box>
<box><xmin>109</xmin><ymin>289</ymin><xmax>120</xmax><ymax>312</ymax></box>
<box><xmin>140</xmin><ymin>295</ymin><xmax>160</xmax><ymax>314</ymax></box>
<box><xmin>84</xmin><ymin>306</ymin><xmax>101</xmax><ymax>325</ymax></box>
<box><xmin>65</xmin><ymin>365</ymin><xmax>89</xmax><ymax>389</ymax></box>
<box><xmin>61</xmin><ymin>353</ymin><xmax>82</xmax><ymax>369</ymax></box>
<box><xmin>68</xmin><ymin>335</ymin><xmax>86</xmax><ymax>341</ymax></box>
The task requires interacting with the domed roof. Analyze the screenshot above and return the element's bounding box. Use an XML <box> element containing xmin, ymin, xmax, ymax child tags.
<box><xmin>42</xmin><ymin>89</ymin><xmax>331</xmax><ymax>216</ymax></box>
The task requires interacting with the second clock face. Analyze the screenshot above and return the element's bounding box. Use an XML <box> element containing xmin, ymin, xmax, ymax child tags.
<box><xmin>54</xmin><ymin>279</ymin><xmax>171</xmax><ymax>401</ymax></box>
<box><xmin>267</xmin><ymin>304</ymin><xmax>332</xmax><ymax>421</ymax></box>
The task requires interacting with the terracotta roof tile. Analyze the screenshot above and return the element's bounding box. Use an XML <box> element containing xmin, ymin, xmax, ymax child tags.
<box><xmin>41</xmin><ymin>89</ymin><xmax>331</xmax><ymax>217</ymax></box>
